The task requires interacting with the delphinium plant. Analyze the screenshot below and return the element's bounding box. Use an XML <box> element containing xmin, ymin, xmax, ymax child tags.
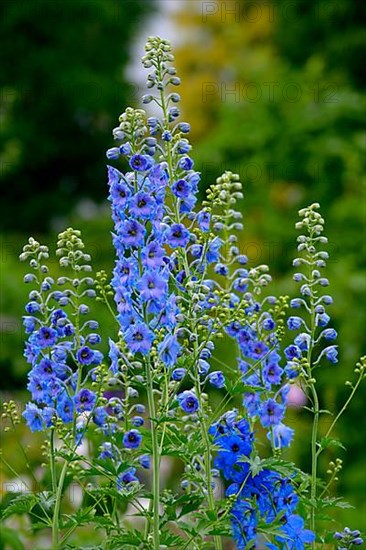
<box><xmin>1</xmin><ymin>36</ymin><xmax>365</xmax><ymax>550</ymax></box>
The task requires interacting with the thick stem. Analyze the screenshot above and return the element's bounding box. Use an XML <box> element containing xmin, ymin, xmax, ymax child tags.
<box><xmin>145</xmin><ymin>359</ymin><xmax>160</xmax><ymax>550</ymax></box>
<box><xmin>52</xmin><ymin>460</ymin><xmax>68</xmax><ymax>549</ymax></box>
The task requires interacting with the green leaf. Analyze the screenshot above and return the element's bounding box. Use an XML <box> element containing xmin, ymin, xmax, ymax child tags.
<box><xmin>1</xmin><ymin>493</ymin><xmax>38</xmax><ymax>520</ymax></box>
<box><xmin>319</xmin><ymin>437</ymin><xmax>346</xmax><ymax>451</ymax></box>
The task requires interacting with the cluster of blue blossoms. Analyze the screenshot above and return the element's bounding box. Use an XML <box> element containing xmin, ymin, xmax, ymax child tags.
<box><xmin>210</xmin><ymin>411</ymin><xmax>315</xmax><ymax>549</ymax></box>
<box><xmin>21</xmin><ymin>236</ymin><xmax>104</xmax><ymax>437</ymax></box>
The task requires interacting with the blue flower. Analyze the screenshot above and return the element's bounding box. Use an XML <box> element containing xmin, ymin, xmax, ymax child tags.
<box><xmin>172</xmin><ymin>367</ymin><xmax>186</xmax><ymax>381</ymax></box>
<box><xmin>158</xmin><ymin>334</ymin><xmax>181</xmax><ymax>367</ymax></box>
<box><xmin>129</xmin><ymin>154</ymin><xmax>154</xmax><ymax>171</ymax></box>
<box><xmin>124</xmin><ymin>322</ymin><xmax>154</xmax><ymax>354</ymax></box>
<box><xmin>197</xmin><ymin>210</ymin><xmax>211</xmax><ymax>232</ymax></box>
<box><xmin>177</xmin><ymin>390</ymin><xmax>199</xmax><ymax>413</ymax></box>
<box><xmin>36</xmin><ymin>326</ymin><xmax>58</xmax><ymax>348</ymax></box>
<box><xmin>93</xmin><ymin>406</ymin><xmax>108</xmax><ymax>427</ymax></box>
<box><xmin>322</xmin><ymin>328</ymin><xmax>337</xmax><ymax>341</ymax></box>
<box><xmin>178</xmin><ymin>156</ymin><xmax>194</xmax><ymax>170</ymax></box>
<box><xmin>263</xmin><ymin>361</ymin><xmax>283</xmax><ymax>385</ymax></box>
<box><xmin>277</xmin><ymin>514</ymin><xmax>315</xmax><ymax>549</ymax></box>
<box><xmin>106</xmin><ymin>147</ymin><xmax>120</xmax><ymax>160</ymax></box>
<box><xmin>25</xmin><ymin>301</ymin><xmax>41</xmax><ymax>313</ymax></box>
<box><xmin>120</xmin><ymin>220</ymin><xmax>146</xmax><ymax>248</ymax></box>
<box><xmin>138</xmin><ymin>271</ymin><xmax>167</xmax><ymax>302</ymax></box>
<box><xmin>76</xmin><ymin>346</ymin><xmax>94</xmax><ymax>365</ymax></box>
<box><xmin>141</xmin><ymin>242</ymin><xmax>165</xmax><ymax>269</ymax></box>
<box><xmin>23</xmin><ymin>403</ymin><xmax>45</xmax><ymax>432</ymax></box>
<box><xmin>139</xmin><ymin>455</ymin><xmax>151</xmax><ymax>469</ymax></box>
<box><xmin>56</xmin><ymin>393</ymin><xmax>74</xmax><ymax>423</ymax></box>
<box><xmin>268</xmin><ymin>422</ymin><xmax>294</xmax><ymax>448</ymax></box>
<box><xmin>287</xmin><ymin>316</ymin><xmax>303</xmax><ymax>330</ymax></box>
<box><xmin>117</xmin><ymin>468</ymin><xmax>139</xmax><ymax>489</ymax></box>
<box><xmin>110</xmin><ymin>181</ymin><xmax>131</xmax><ymax>206</ymax></box>
<box><xmin>206</xmin><ymin>237</ymin><xmax>222</xmax><ymax>263</ymax></box>
<box><xmin>172</xmin><ymin>178</ymin><xmax>191</xmax><ymax>198</ymax></box>
<box><xmin>130</xmin><ymin>192</ymin><xmax>156</xmax><ymax>219</ymax></box>
<box><xmin>74</xmin><ymin>389</ymin><xmax>97</xmax><ymax>412</ymax></box>
<box><xmin>113</xmin><ymin>258</ymin><xmax>139</xmax><ymax>286</ymax></box>
<box><xmin>324</xmin><ymin>345</ymin><xmax>338</xmax><ymax>363</ymax></box>
<box><xmin>34</xmin><ymin>358</ymin><xmax>56</xmax><ymax>378</ymax></box>
<box><xmin>208</xmin><ymin>371</ymin><xmax>225</xmax><ymax>388</ymax></box>
<box><xmin>262</xmin><ymin>317</ymin><xmax>276</xmax><ymax>330</ymax></box>
<box><xmin>284</xmin><ymin>344</ymin><xmax>302</xmax><ymax>360</ymax></box>
<box><xmin>123</xmin><ymin>429</ymin><xmax>142</xmax><ymax>449</ymax></box>
<box><xmin>166</xmin><ymin>223</ymin><xmax>190</xmax><ymax>248</ymax></box>
<box><xmin>259</xmin><ymin>399</ymin><xmax>284</xmax><ymax>428</ymax></box>
<box><xmin>108</xmin><ymin>338</ymin><xmax>120</xmax><ymax>375</ymax></box>
<box><xmin>132</xmin><ymin>416</ymin><xmax>144</xmax><ymax>427</ymax></box>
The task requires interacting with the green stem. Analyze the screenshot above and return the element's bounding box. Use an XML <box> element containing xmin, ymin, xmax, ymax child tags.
<box><xmin>50</xmin><ymin>429</ymin><xmax>57</xmax><ymax>495</ymax></box>
<box><xmin>145</xmin><ymin>359</ymin><xmax>160</xmax><ymax>550</ymax></box>
<box><xmin>52</xmin><ymin>460</ymin><xmax>68</xmax><ymax>549</ymax></box>
<box><xmin>305</xmin><ymin>230</ymin><xmax>319</xmax><ymax>545</ymax></box>
<box><xmin>318</xmin><ymin>373</ymin><xmax>363</xmax><ymax>450</ymax></box>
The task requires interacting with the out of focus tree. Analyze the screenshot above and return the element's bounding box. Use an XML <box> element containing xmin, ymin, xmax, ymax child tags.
<box><xmin>173</xmin><ymin>0</ymin><xmax>365</xmax><ymax>341</ymax></box>
<box><xmin>0</xmin><ymin>0</ymin><xmax>151</xmax><ymax>231</ymax></box>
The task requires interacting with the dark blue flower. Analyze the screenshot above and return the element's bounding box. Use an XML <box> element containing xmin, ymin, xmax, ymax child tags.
<box><xmin>74</xmin><ymin>389</ymin><xmax>97</xmax><ymax>412</ymax></box>
<box><xmin>117</xmin><ymin>468</ymin><xmax>139</xmax><ymax>488</ymax></box>
<box><xmin>178</xmin><ymin>156</ymin><xmax>194</xmax><ymax>170</ymax></box>
<box><xmin>36</xmin><ymin>327</ymin><xmax>58</xmax><ymax>348</ymax></box>
<box><xmin>120</xmin><ymin>220</ymin><xmax>146</xmax><ymax>248</ymax></box>
<box><xmin>284</xmin><ymin>344</ymin><xmax>302</xmax><ymax>360</ymax></box>
<box><xmin>172</xmin><ymin>178</ymin><xmax>191</xmax><ymax>198</ymax></box>
<box><xmin>130</xmin><ymin>191</ymin><xmax>156</xmax><ymax>219</ymax></box>
<box><xmin>129</xmin><ymin>154</ymin><xmax>154</xmax><ymax>172</ymax></box>
<box><xmin>177</xmin><ymin>390</ymin><xmax>199</xmax><ymax>413</ymax></box>
<box><xmin>166</xmin><ymin>223</ymin><xmax>190</xmax><ymax>248</ymax></box>
<box><xmin>172</xmin><ymin>368</ymin><xmax>186</xmax><ymax>381</ymax></box>
<box><xmin>123</xmin><ymin>429</ymin><xmax>142</xmax><ymax>449</ymax></box>
<box><xmin>76</xmin><ymin>346</ymin><xmax>94</xmax><ymax>365</ymax></box>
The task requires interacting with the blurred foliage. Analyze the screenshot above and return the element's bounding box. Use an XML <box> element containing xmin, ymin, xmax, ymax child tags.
<box><xmin>0</xmin><ymin>0</ymin><xmax>151</xmax><ymax>232</ymax></box>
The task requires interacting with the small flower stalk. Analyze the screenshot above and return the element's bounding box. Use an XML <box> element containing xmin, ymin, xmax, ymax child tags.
<box><xmin>1</xmin><ymin>36</ymin><xmax>363</xmax><ymax>550</ymax></box>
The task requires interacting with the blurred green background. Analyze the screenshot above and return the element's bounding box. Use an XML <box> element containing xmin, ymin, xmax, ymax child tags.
<box><xmin>1</xmin><ymin>0</ymin><xmax>365</xmax><ymax>540</ymax></box>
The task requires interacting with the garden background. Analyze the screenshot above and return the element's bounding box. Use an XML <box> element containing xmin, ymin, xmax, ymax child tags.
<box><xmin>1</xmin><ymin>0</ymin><xmax>365</xmax><ymax>543</ymax></box>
